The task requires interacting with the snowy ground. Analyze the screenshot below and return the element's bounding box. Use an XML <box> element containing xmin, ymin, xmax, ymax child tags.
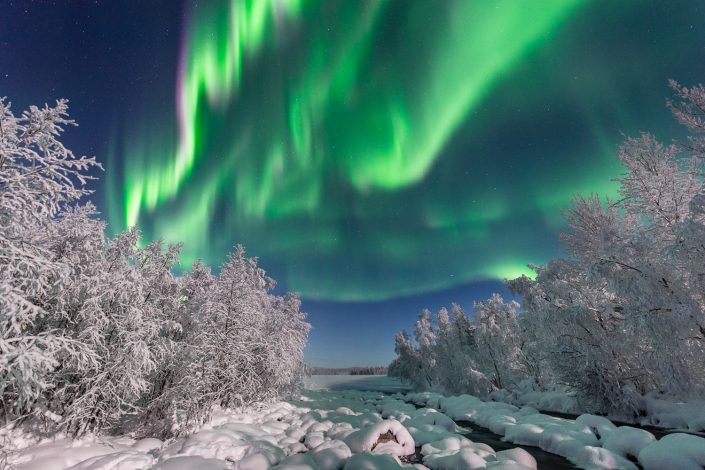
<box><xmin>3</xmin><ymin>376</ymin><xmax>705</xmax><ymax>469</ymax></box>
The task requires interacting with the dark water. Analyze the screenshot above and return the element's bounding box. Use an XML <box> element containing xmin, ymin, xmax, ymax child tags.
<box><xmin>455</xmin><ymin>419</ymin><xmax>578</xmax><ymax>469</ymax></box>
<box><xmin>305</xmin><ymin>380</ymin><xmax>578</xmax><ymax>467</ymax></box>
<box><xmin>314</xmin><ymin>380</ymin><xmax>697</xmax><ymax>468</ymax></box>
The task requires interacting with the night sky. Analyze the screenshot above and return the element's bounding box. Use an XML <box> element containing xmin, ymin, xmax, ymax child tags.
<box><xmin>3</xmin><ymin>1</ymin><xmax>705</xmax><ymax>366</ymax></box>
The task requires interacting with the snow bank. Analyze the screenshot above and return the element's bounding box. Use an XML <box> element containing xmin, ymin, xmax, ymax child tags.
<box><xmin>423</xmin><ymin>449</ymin><xmax>487</xmax><ymax>469</ymax></box>
<box><xmin>495</xmin><ymin>448</ymin><xmax>537</xmax><ymax>470</ymax></box>
<box><xmin>568</xmin><ymin>446</ymin><xmax>638</xmax><ymax>470</ymax></box>
<box><xmin>601</xmin><ymin>426</ymin><xmax>655</xmax><ymax>461</ymax></box>
<box><xmin>638</xmin><ymin>433</ymin><xmax>705</xmax><ymax>470</ymax></box>
<box><xmin>272</xmin><ymin>452</ymin><xmax>318</xmax><ymax>470</ymax></box>
<box><xmin>574</xmin><ymin>414</ymin><xmax>617</xmax><ymax>442</ymax></box>
<box><xmin>310</xmin><ymin>439</ymin><xmax>352</xmax><ymax>469</ymax></box>
<box><xmin>154</xmin><ymin>456</ymin><xmax>229</xmax><ymax>469</ymax></box>
<box><xmin>7</xmin><ymin>437</ymin><xmax>144</xmax><ymax>470</ymax></box>
<box><xmin>490</xmin><ymin>381</ymin><xmax>580</xmax><ymax>415</ymax></box>
<box><xmin>642</xmin><ymin>395</ymin><xmax>705</xmax><ymax>432</ymax></box>
<box><xmin>399</xmin><ymin>390</ymin><xmax>705</xmax><ymax>470</ymax></box>
<box><xmin>420</xmin><ymin>436</ymin><xmax>538</xmax><ymax>470</ymax></box>
<box><xmin>10</xmin><ymin>385</ymin><xmax>705</xmax><ymax>470</ymax></box>
<box><xmin>4</xmin><ymin>388</ymin><xmax>426</xmax><ymax>469</ymax></box>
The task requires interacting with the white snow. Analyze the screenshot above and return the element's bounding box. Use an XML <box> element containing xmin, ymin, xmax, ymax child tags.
<box><xmin>601</xmin><ymin>426</ymin><xmax>655</xmax><ymax>461</ymax></box>
<box><xmin>341</xmin><ymin>453</ymin><xmax>409</xmax><ymax>470</ymax></box>
<box><xmin>6</xmin><ymin>381</ymin><xmax>705</xmax><ymax>470</ymax></box>
<box><xmin>641</xmin><ymin>395</ymin><xmax>705</xmax><ymax>432</ymax></box>
<box><xmin>398</xmin><ymin>390</ymin><xmax>705</xmax><ymax>470</ymax></box>
<box><xmin>343</xmin><ymin>419</ymin><xmax>415</xmax><ymax>456</ymax></box>
<box><xmin>638</xmin><ymin>433</ymin><xmax>705</xmax><ymax>470</ymax></box>
<box><xmin>569</xmin><ymin>446</ymin><xmax>638</xmax><ymax>470</ymax></box>
<box><xmin>495</xmin><ymin>449</ymin><xmax>537</xmax><ymax>470</ymax></box>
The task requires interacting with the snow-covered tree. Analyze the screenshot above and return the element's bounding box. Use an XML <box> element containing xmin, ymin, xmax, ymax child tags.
<box><xmin>193</xmin><ymin>245</ymin><xmax>310</xmax><ymax>412</ymax></box>
<box><xmin>391</xmin><ymin>82</ymin><xmax>705</xmax><ymax>415</ymax></box>
<box><xmin>388</xmin><ymin>330</ymin><xmax>424</xmax><ymax>389</ymax></box>
<box><xmin>1</xmin><ymin>97</ymin><xmax>310</xmax><ymax>435</ymax></box>
<box><xmin>510</xmin><ymin>81</ymin><xmax>705</xmax><ymax>413</ymax></box>
<box><xmin>44</xmin><ymin>226</ymin><xmax>177</xmax><ymax>434</ymax></box>
<box><xmin>473</xmin><ymin>294</ymin><xmax>526</xmax><ymax>390</ymax></box>
<box><xmin>391</xmin><ymin>303</ymin><xmax>511</xmax><ymax>397</ymax></box>
<box><xmin>413</xmin><ymin>309</ymin><xmax>436</xmax><ymax>390</ymax></box>
<box><xmin>0</xmin><ymin>99</ymin><xmax>100</xmax><ymax>422</ymax></box>
<box><xmin>142</xmin><ymin>259</ymin><xmax>215</xmax><ymax>435</ymax></box>
<box><xmin>261</xmin><ymin>292</ymin><xmax>311</xmax><ymax>397</ymax></box>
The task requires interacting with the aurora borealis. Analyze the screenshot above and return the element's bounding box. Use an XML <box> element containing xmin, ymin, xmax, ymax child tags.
<box><xmin>112</xmin><ymin>0</ymin><xmax>603</xmax><ymax>301</ymax></box>
<box><xmin>4</xmin><ymin>0</ymin><xmax>705</xmax><ymax>365</ymax></box>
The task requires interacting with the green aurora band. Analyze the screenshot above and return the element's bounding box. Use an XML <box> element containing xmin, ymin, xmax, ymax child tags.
<box><xmin>109</xmin><ymin>0</ymin><xmax>640</xmax><ymax>301</ymax></box>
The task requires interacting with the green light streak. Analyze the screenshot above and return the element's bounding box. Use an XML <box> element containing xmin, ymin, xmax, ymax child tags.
<box><xmin>109</xmin><ymin>0</ymin><xmax>619</xmax><ymax>301</ymax></box>
<box><xmin>345</xmin><ymin>1</ymin><xmax>585</xmax><ymax>190</ymax></box>
<box><xmin>124</xmin><ymin>0</ymin><xmax>306</xmax><ymax>226</ymax></box>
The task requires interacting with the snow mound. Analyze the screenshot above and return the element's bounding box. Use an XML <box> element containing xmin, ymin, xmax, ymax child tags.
<box><xmin>537</xmin><ymin>426</ymin><xmax>598</xmax><ymax>458</ymax></box>
<box><xmin>574</xmin><ymin>415</ymin><xmax>617</xmax><ymax>442</ymax></box>
<box><xmin>310</xmin><ymin>439</ymin><xmax>352</xmax><ymax>469</ymax></box>
<box><xmin>601</xmin><ymin>426</ymin><xmax>655</xmax><ymax>461</ymax></box>
<box><xmin>420</xmin><ymin>436</ymin><xmax>537</xmax><ymax>470</ymax></box>
<box><xmin>502</xmin><ymin>423</ymin><xmax>544</xmax><ymax>447</ymax></box>
<box><xmin>638</xmin><ymin>433</ymin><xmax>705</xmax><ymax>470</ymax></box>
<box><xmin>568</xmin><ymin>445</ymin><xmax>638</xmax><ymax>470</ymax></box>
<box><xmin>154</xmin><ymin>456</ymin><xmax>229</xmax><ymax>470</ymax></box>
<box><xmin>643</xmin><ymin>395</ymin><xmax>705</xmax><ymax>432</ymax></box>
<box><xmin>487</xmin><ymin>415</ymin><xmax>516</xmax><ymax>435</ymax></box>
<box><xmin>494</xmin><ymin>448</ymin><xmax>537</xmax><ymax>470</ymax></box>
<box><xmin>272</xmin><ymin>453</ymin><xmax>318</xmax><ymax>470</ymax></box>
<box><xmin>7</xmin><ymin>438</ymin><xmax>132</xmax><ymax>470</ymax></box>
<box><xmin>421</xmin><ymin>435</ymin><xmax>494</xmax><ymax>460</ymax></box>
<box><xmin>423</xmin><ymin>449</ymin><xmax>487</xmax><ymax>469</ymax></box>
<box><xmin>344</xmin><ymin>420</ymin><xmax>415</xmax><ymax>456</ymax></box>
<box><xmin>341</xmin><ymin>452</ymin><xmax>407</xmax><ymax>470</ymax></box>
<box><xmin>64</xmin><ymin>450</ymin><xmax>156</xmax><ymax>470</ymax></box>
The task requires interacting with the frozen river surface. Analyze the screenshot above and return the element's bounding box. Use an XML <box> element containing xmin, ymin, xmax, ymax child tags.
<box><xmin>304</xmin><ymin>375</ymin><xmax>412</xmax><ymax>393</ymax></box>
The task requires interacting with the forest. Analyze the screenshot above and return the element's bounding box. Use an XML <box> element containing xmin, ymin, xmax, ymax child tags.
<box><xmin>0</xmin><ymin>98</ymin><xmax>310</xmax><ymax>437</ymax></box>
<box><xmin>389</xmin><ymin>81</ymin><xmax>705</xmax><ymax>419</ymax></box>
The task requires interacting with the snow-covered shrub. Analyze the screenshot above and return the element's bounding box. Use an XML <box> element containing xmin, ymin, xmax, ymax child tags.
<box><xmin>141</xmin><ymin>259</ymin><xmax>216</xmax><ymax>434</ymax></box>
<box><xmin>26</xmin><ymin>208</ymin><xmax>182</xmax><ymax>434</ymax></box>
<box><xmin>513</xmin><ymin>83</ymin><xmax>705</xmax><ymax>413</ymax></box>
<box><xmin>0</xmin><ymin>99</ymin><xmax>100</xmax><ymax>422</ymax></box>
<box><xmin>389</xmin><ymin>298</ymin><xmax>526</xmax><ymax>397</ymax></box>
<box><xmin>391</xmin><ymin>81</ymin><xmax>705</xmax><ymax>415</ymax></box>
<box><xmin>473</xmin><ymin>294</ymin><xmax>527</xmax><ymax>390</ymax></box>
<box><xmin>182</xmin><ymin>246</ymin><xmax>311</xmax><ymax>422</ymax></box>
<box><xmin>1</xmin><ymin>98</ymin><xmax>310</xmax><ymax>435</ymax></box>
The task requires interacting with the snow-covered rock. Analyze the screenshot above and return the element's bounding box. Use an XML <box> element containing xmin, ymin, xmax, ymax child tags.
<box><xmin>343</xmin><ymin>420</ymin><xmax>415</xmax><ymax>456</ymax></box>
<box><xmin>155</xmin><ymin>455</ymin><xmax>230</xmax><ymax>470</ymax></box>
<box><xmin>502</xmin><ymin>423</ymin><xmax>544</xmax><ymax>447</ymax></box>
<box><xmin>574</xmin><ymin>414</ymin><xmax>617</xmax><ymax>442</ymax></box>
<box><xmin>342</xmin><ymin>452</ymin><xmax>407</xmax><ymax>470</ymax></box>
<box><xmin>601</xmin><ymin>426</ymin><xmax>655</xmax><ymax>461</ymax></box>
<box><xmin>568</xmin><ymin>446</ymin><xmax>638</xmax><ymax>470</ymax></box>
<box><xmin>638</xmin><ymin>433</ymin><xmax>705</xmax><ymax>470</ymax></box>
<box><xmin>494</xmin><ymin>448</ymin><xmax>537</xmax><ymax>470</ymax></box>
<box><xmin>310</xmin><ymin>439</ymin><xmax>352</xmax><ymax>469</ymax></box>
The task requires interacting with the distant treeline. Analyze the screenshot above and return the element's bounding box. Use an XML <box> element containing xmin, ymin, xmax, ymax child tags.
<box><xmin>310</xmin><ymin>366</ymin><xmax>388</xmax><ymax>375</ymax></box>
